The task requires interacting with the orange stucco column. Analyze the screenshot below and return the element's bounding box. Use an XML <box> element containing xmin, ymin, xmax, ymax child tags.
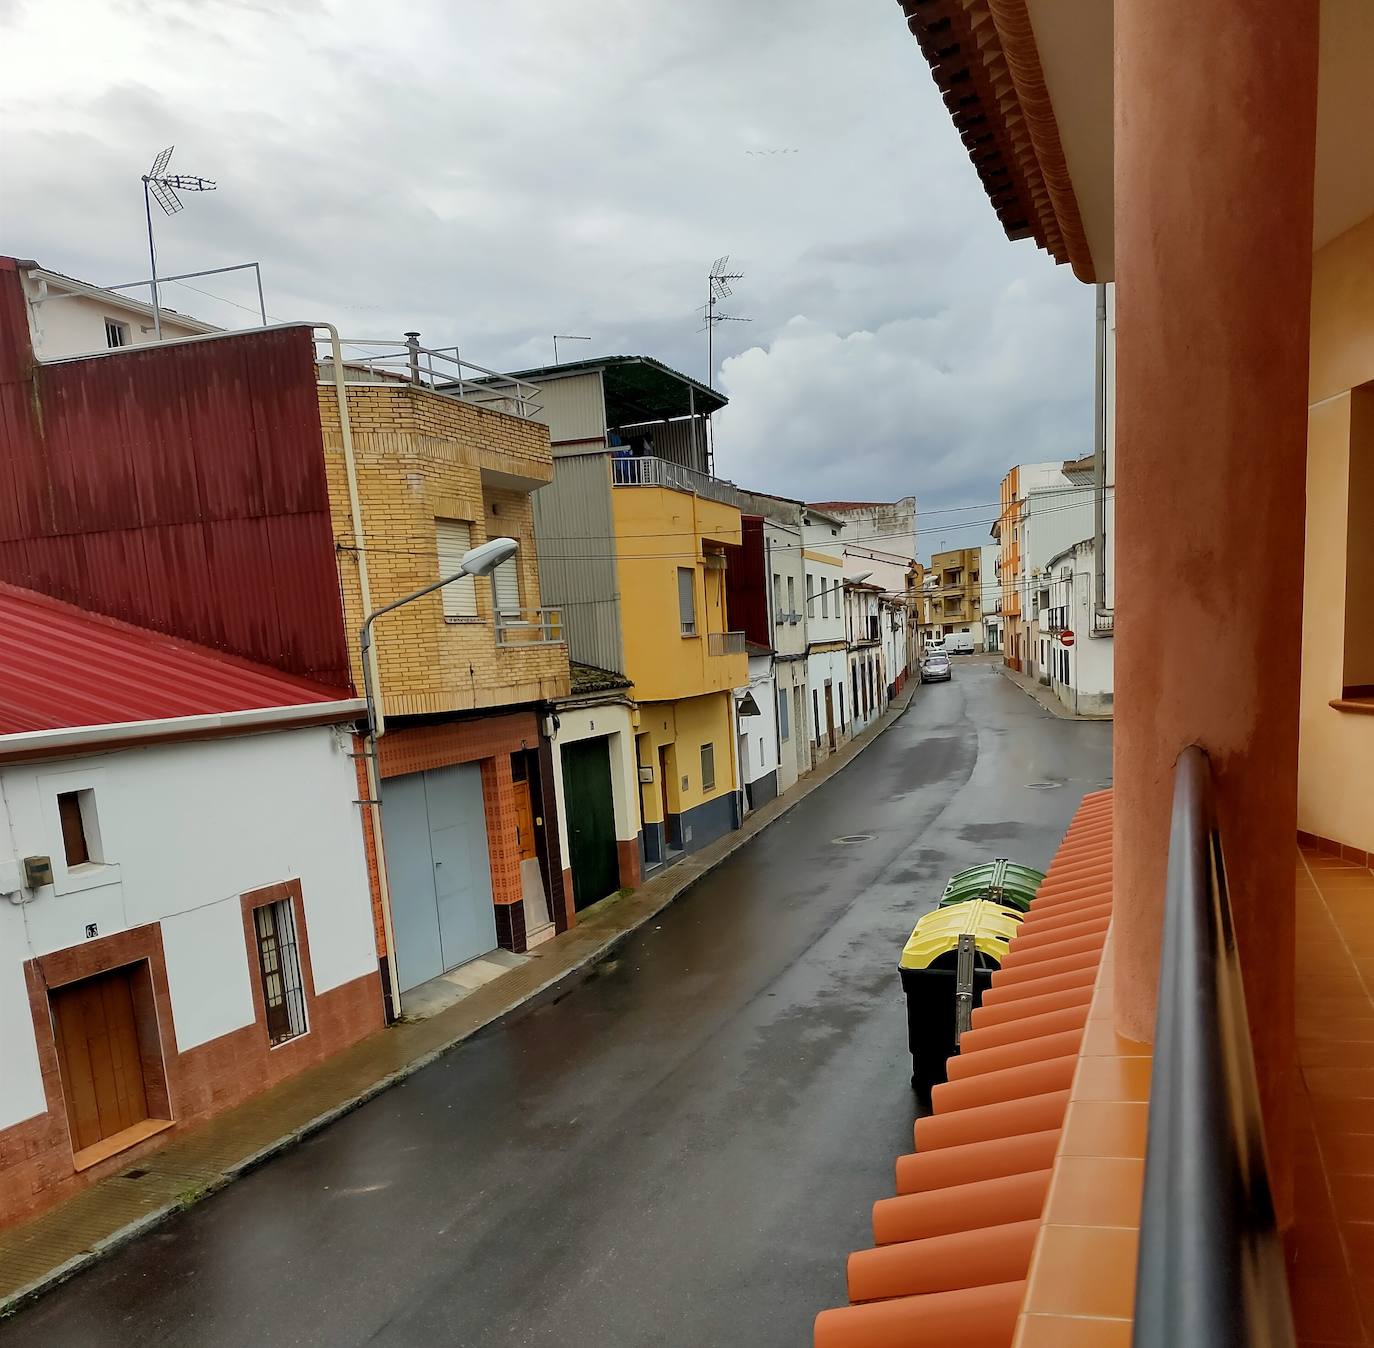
<box><xmin>1113</xmin><ymin>0</ymin><xmax>1318</xmax><ymax>1213</ymax></box>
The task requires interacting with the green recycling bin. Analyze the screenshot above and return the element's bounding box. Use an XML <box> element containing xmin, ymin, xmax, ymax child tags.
<box><xmin>937</xmin><ymin>858</ymin><xmax>1044</xmax><ymax>914</ymax></box>
<box><xmin>898</xmin><ymin>899</ymin><xmax>1023</xmax><ymax>1099</ymax></box>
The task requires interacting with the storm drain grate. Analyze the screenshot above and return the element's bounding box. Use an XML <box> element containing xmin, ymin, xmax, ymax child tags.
<box><xmin>833</xmin><ymin>833</ymin><xmax>877</xmax><ymax>845</ymax></box>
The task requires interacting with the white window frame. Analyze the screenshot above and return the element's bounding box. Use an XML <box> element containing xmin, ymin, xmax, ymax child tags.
<box><xmin>699</xmin><ymin>742</ymin><xmax>715</xmax><ymax>792</ymax></box>
<box><xmin>104</xmin><ymin>317</ymin><xmax>130</xmax><ymax>348</ymax></box>
<box><xmin>37</xmin><ymin>768</ymin><xmax>120</xmax><ymax>896</ymax></box>
<box><xmin>777</xmin><ymin>687</ymin><xmax>790</xmax><ymax>741</ymax></box>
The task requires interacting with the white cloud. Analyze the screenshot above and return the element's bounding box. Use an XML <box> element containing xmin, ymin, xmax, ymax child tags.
<box><xmin>0</xmin><ymin>0</ymin><xmax>1092</xmax><ymax>555</ymax></box>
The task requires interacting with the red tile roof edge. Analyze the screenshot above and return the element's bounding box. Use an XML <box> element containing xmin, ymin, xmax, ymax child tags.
<box><xmin>0</xmin><ymin>580</ymin><xmax>354</xmax><ymax>736</ymax></box>
<box><xmin>814</xmin><ymin>791</ymin><xmax>1115</xmax><ymax>1348</ymax></box>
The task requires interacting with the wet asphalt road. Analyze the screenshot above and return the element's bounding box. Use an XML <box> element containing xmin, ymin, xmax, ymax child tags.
<box><xmin>1</xmin><ymin>658</ymin><xmax>1111</xmax><ymax>1348</ymax></box>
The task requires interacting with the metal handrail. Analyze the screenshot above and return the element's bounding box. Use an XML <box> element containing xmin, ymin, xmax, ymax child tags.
<box><xmin>1133</xmin><ymin>746</ymin><xmax>1295</xmax><ymax>1347</ymax></box>
<box><xmin>708</xmin><ymin>630</ymin><xmax>746</xmax><ymax>657</ymax></box>
<box><xmin>314</xmin><ymin>336</ymin><xmax>543</xmax><ymax>419</ymax></box>
<box><xmin>494</xmin><ymin>607</ymin><xmax>564</xmax><ymax>647</ymax></box>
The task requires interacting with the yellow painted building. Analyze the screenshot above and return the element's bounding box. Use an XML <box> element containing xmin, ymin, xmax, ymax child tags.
<box><xmin>611</xmin><ymin>483</ymin><xmax>747</xmax><ymax>865</ymax></box>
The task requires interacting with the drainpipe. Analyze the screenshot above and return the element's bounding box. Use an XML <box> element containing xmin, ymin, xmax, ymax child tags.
<box><xmin>1093</xmin><ymin>283</ymin><xmax>1108</xmax><ymax>618</ymax></box>
<box><xmin>317</xmin><ymin>323</ymin><xmax>403</xmax><ymax>1025</ymax></box>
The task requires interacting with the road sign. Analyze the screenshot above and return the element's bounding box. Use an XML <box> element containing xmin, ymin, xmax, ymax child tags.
<box><xmin>1059</xmin><ymin>631</ymin><xmax>1076</xmax><ymax>647</ymax></box>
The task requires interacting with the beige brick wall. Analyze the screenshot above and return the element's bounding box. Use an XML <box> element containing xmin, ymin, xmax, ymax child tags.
<box><xmin>318</xmin><ymin>383</ymin><xmax>570</xmax><ymax>715</ymax></box>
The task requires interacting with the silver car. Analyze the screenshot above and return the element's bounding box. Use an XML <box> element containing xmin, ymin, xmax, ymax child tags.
<box><xmin>921</xmin><ymin>653</ymin><xmax>952</xmax><ymax>683</ymax></box>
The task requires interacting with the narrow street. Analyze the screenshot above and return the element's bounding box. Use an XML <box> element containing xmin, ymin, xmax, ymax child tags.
<box><xmin>1</xmin><ymin>659</ymin><xmax>1110</xmax><ymax>1348</ymax></box>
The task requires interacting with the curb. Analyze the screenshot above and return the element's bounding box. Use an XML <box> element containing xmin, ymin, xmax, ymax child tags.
<box><xmin>0</xmin><ymin>681</ymin><xmax>920</xmax><ymax>1320</ymax></box>
<box><xmin>995</xmin><ymin>662</ymin><xmax>1112</xmax><ymax>722</ymax></box>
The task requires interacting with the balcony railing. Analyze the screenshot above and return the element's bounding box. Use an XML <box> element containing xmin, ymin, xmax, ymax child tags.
<box><xmin>1093</xmin><ymin>609</ymin><xmax>1115</xmax><ymax>636</ymax></box>
<box><xmin>611</xmin><ymin>455</ymin><xmax>715</xmax><ymax>494</ymax></box>
<box><xmin>708</xmin><ymin>630</ymin><xmax>746</xmax><ymax>657</ymax></box>
<box><xmin>315</xmin><ymin>335</ymin><xmax>543</xmax><ymax>419</ymax></box>
<box><xmin>1133</xmin><ymin>746</ymin><xmax>1293</xmax><ymax>1346</ymax></box>
<box><xmin>494</xmin><ymin>607</ymin><xmax>564</xmax><ymax>647</ymax></box>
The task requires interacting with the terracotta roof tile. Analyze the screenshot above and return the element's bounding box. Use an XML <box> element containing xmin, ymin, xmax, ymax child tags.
<box><xmin>814</xmin><ymin>791</ymin><xmax>1114</xmax><ymax>1347</ymax></box>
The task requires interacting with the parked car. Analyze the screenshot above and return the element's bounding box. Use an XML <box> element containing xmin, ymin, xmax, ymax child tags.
<box><xmin>943</xmin><ymin>632</ymin><xmax>975</xmax><ymax>655</ymax></box>
<box><xmin>921</xmin><ymin>653</ymin><xmax>952</xmax><ymax>683</ymax></box>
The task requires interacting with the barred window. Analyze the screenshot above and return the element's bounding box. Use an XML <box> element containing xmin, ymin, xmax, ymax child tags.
<box><xmin>254</xmin><ymin>899</ymin><xmax>308</xmax><ymax>1046</ymax></box>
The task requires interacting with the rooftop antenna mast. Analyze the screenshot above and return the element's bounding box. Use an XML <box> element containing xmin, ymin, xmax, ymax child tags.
<box><xmin>553</xmin><ymin>333</ymin><xmax>591</xmax><ymax>363</ymax></box>
<box><xmin>142</xmin><ymin>146</ymin><xmax>217</xmax><ymax>341</ymax></box>
<box><xmin>704</xmin><ymin>255</ymin><xmax>750</xmax><ymax>389</ymax></box>
<box><xmin>702</xmin><ymin>256</ymin><xmax>750</xmax><ymax>476</ymax></box>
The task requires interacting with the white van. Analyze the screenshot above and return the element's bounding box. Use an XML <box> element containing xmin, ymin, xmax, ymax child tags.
<box><xmin>944</xmin><ymin>632</ymin><xmax>975</xmax><ymax>655</ymax></box>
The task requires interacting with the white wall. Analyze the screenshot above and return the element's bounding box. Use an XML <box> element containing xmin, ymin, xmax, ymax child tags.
<box><xmin>764</xmin><ymin>520</ymin><xmax>807</xmax><ymax>659</ymax></box>
<box><xmin>0</xmin><ymin>725</ymin><xmax>375</xmax><ymax>1132</ymax></box>
<box><xmin>548</xmin><ymin>702</ymin><xmax>640</xmax><ymax>860</ymax></box>
<box><xmin>738</xmin><ymin>655</ymin><xmax>779</xmax><ymax>789</ymax></box>
<box><xmin>1044</xmin><ymin>542</ymin><xmax>1114</xmax><ymax>715</ymax></box>
<box><xmin>806</xmin><ymin>647</ymin><xmax>852</xmax><ymax>755</ymax></box>
<box><xmin>21</xmin><ymin>270</ymin><xmax>209</xmax><ymax>360</ymax></box>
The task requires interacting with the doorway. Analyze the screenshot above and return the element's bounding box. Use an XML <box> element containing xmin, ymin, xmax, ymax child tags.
<box><xmin>512</xmin><ymin>750</ymin><xmax>554</xmax><ymax>937</ymax></box>
<box><xmin>562</xmin><ymin>736</ymin><xmax>619</xmax><ymax>910</ymax></box>
<box><xmin>658</xmin><ymin>744</ymin><xmax>679</xmax><ymax>851</ymax></box>
<box><xmin>824</xmin><ymin>680</ymin><xmax>837</xmax><ymax>750</ymax></box>
<box><xmin>50</xmin><ymin>964</ymin><xmax>163</xmax><ymax>1162</ymax></box>
<box><xmin>384</xmin><ymin>764</ymin><xmax>498</xmax><ymax>992</ymax></box>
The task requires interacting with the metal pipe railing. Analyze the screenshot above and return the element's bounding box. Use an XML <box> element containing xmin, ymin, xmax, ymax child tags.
<box><xmin>1132</xmin><ymin>745</ymin><xmax>1295</xmax><ymax>1347</ymax></box>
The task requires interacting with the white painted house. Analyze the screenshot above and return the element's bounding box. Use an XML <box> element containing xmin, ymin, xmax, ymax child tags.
<box><xmin>801</xmin><ymin>507</ymin><xmax>851</xmax><ymax>762</ymax></box>
<box><xmin>17</xmin><ymin>261</ymin><xmax>217</xmax><ymax>360</ymax></box>
<box><xmin>0</xmin><ymin>584</ymin><xmax>380</xmax><ymax>1226</ymax></box>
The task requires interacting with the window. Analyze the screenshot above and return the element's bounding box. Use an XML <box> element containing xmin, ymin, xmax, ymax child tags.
<box><xmin>699</xmin><ymin>743</ymin><xmax>715</xmax><ymax>791</ymax></box>
<box><xmin>677</xmin><ymin>567</ymin><xmax>697</xmax><ymax>635</ymax></box>
<box><xmin>253</xmin><ymin>899</ymin><xmax>307</xmax><ymax>1046</ymax></box>
<box><xmin>492</xmin><ymin>555</ymin><xmax>520</xmax><ymax>616</ymax></box>
<box><xmin>793</xmin><ymin>687</ymin><xmax>803</xmax><ymax>748</ymax></box>
<box><xmin>787</xmin><ymin>576</ymin><xmax>796</xmax><ymax>617</ymax></box>
<box><xmin>778</xmin><ymin>687</ymin><xmax>790</xmax><ymax>740</ymax></box>
<box><xmin>435</xmin><ymin>519</ymin><xmax>478</xmax><ymax>619</ymax></box>
<box><xmin>813</xmin><ymin>690</ymin><xmax>821</xmax><ymax>745</ymax></box>
<box><xmin>57</xmin><ymin>791</ymin><xmax>92</xmax><ymax>866</ymax></box>
<box><xmin>772</xmin><ymin>572</ymin><xmax>783</xmax><ymax>620</ymax></box>
<box><xmin>806</xmin><ymin>574</ymin><xmax>815</xmax><ymax>616</ymax></box>
<box><xmin>838</xmin><ymin>685</ymin><xmax>845</xmax><ymax>727</ymax></box>
<box><xmin>821</xmin><ymin>581</ymin><xmax>829</xmax><ymax>619</ymax></box>
<box><xmin>103</xmin><ymin>318</ymin><xmax>129</xmax><ymax>348</ymax></box>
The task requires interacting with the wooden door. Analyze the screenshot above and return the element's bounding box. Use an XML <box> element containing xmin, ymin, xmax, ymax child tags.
<box><xmin>51</xmin><ymin>966</ymin><xmax>150</xmax><ymax>1154</ymax></box>
<box><xmin>824</xmin><ymin>681</ymin><xmax>837</xmax><ymax>750</ymax></box>
<box><xmin>512</xmin><ymin>777</ymin><xmax>537</xmax><ymax>862</ymax></box>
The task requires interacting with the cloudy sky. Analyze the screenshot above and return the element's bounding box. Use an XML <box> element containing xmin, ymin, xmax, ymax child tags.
<box><xmin>0</xmin><ymin>0</ymin><xmax>1092</xmax><ymax>556</ymax></box>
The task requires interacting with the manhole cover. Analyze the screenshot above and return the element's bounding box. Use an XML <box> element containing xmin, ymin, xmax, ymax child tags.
<box><xmin>833</xmin><ymin>833</ymin><xmax>877</xmax><ymax>844</ymax></box>
<box><xmin>1024</xmin><ymin>781</ymin><xmax>1063</xmax><ymax>790</ymax></box>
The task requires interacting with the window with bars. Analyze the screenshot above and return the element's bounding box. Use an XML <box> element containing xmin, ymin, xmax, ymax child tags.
<box><xmin>253</xmin><ymin>899</ymin><xmax>308</xmax><ymax>1046</ymax></box>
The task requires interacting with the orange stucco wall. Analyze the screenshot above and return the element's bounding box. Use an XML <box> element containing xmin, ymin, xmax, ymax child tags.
<box><xmin>1111</xmin><ymin>0</ymin><xmax>1319</xmax><ymax>1217</ymax></box>
<box><xmin>1298</xmin><ymin>210</ymin><xmax>1374</xmax><ymax>856</ymax></box>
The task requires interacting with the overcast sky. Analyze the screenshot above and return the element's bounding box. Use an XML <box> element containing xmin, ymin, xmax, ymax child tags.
<box><xmin>0</xmin><ymin>0</ymin><xmax>1092</xmax><ymax>557</ymax></box>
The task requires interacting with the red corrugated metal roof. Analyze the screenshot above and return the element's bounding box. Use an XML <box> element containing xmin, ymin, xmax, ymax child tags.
<box><xmin>814</xmin><ymin>791</ymin><xmax>1114</xmax><ymax>1347</ymax></box>
<box><xmin>0</xmin><ymin>581</ymin><xmax>353</xmax><ymax>734</ymax></box>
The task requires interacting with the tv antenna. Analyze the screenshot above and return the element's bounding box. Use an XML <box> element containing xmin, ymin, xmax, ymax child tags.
<box><xmin>703</xmin><ymin>255</ymin><xmax>751</xmax><ymax>389</ymax></box>
<box><xmin>142</xmin><ymin>146</ymin><xmax>217</xmax><ymax>340</ymax></box>
<box><xmin>553</xmin><ymin>333</ymin><xmax>591</xmax><ymax>363</ymax></box>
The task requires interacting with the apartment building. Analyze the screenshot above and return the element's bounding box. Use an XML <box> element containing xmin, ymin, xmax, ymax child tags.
<box><xmin>802</xmin><ymin>507</ymin><xmax>851</xmax><ymax>762</ymax></box>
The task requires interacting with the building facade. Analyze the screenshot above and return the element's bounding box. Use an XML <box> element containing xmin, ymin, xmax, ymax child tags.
<box><xmin>802</xmin><ymin>508</ymin><xmax>851</xmax><ymax>762</ymax></box>
<box><xmin>0</xmin><ymin>585</ymin><xmax>380</xmax><ymax>1226</ymax></box>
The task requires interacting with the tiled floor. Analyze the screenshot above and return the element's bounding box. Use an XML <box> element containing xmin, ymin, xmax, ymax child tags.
<box><xmin>1291</xmin><ymin>847</ymin><xmax>1374</xmax><ymax>1346</ymax></box>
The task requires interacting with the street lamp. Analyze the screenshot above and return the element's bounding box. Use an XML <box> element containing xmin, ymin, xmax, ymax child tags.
<box><xmin>356</xmin><ymin>536</ymin><xmax>518</xmax><ymax>1022</ymax></box>
<box><xmin>360</xmin><ymin>536</ymin><xmax>518</xmax><ymax>742</ymax></box>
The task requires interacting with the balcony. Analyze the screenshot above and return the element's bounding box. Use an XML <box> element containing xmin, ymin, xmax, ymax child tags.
<box><xmin>495</xmin><ymin>607</ymin><xmax>564</xmax><ymax>647</ymax></box>
<box><xmin>708</xmin><ymin>630</ymin><xmax>746</xmax><ymax>657</ymax></box>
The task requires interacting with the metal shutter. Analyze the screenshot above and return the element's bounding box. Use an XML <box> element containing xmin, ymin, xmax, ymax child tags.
<box><xmin>435</xmin><ymin>519</ymin><xmax>477</xmax><ymax>619</ymax></box>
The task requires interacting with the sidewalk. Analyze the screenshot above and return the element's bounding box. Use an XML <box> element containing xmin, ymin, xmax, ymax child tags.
<box><xmin>0</xmin><ymin>678</ymin><xmax>921</xmax><ymax>1317</ymax></box>
<box><xmin>997</xmin><ymin>661</ymin><xmax>1113</xmax><ymax>721</ymax></box>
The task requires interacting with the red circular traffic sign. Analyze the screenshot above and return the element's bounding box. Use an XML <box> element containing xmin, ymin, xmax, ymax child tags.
<box><xmin>1059</xmin><ymin>631</ymin><xmax>1076</xmax><ymax>647</ymax></box>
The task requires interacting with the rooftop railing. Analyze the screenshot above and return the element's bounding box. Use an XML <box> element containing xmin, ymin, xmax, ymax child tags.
<box><xmin>1133</xmin><ymin>746</ymin><xmax>1294</xmax><ymax>1347</ymax></box>
<box><xmin>314</xmin><ymin>334</ymin><xmax>542</xmax><ymax>420</ymax></box>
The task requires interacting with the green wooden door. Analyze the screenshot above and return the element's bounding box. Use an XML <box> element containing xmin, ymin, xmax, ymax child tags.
<box><xmin>562</xmin><ymin>737</ymin><xmax>619</xmax><ymax>911</ymax></box>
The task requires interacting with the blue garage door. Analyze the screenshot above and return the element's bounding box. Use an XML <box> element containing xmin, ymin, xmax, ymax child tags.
<box><xmin>384</xmin><ymin>764</ymin><xmax>497</xmax><ymax>992</ymax></box>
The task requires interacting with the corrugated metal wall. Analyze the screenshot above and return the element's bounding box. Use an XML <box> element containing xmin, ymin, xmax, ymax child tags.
<box><xmin>531</xmin><ymin>452</ymin><xmax>623</xmax><ymax>674</ymax></box>
<box><xmin>534</xmin><ymin>370</ymin><xmax>607</xmax><ymax>445</ymax></box>
<box><xmin>0</xmin><ymin>262</ymin><xmax>350</xmax><ymax>688</ymax></box>
<box><xmin>615</xmin><ymin>416</ymin><xmax>709</xmax><ymax>473</ymax></box>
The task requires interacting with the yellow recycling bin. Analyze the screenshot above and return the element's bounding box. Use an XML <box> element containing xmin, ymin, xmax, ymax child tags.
<box><xmin>898</xmin><ymin>899</ymin><xmax>1022</xmax><ymax>1098</ymax></box>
